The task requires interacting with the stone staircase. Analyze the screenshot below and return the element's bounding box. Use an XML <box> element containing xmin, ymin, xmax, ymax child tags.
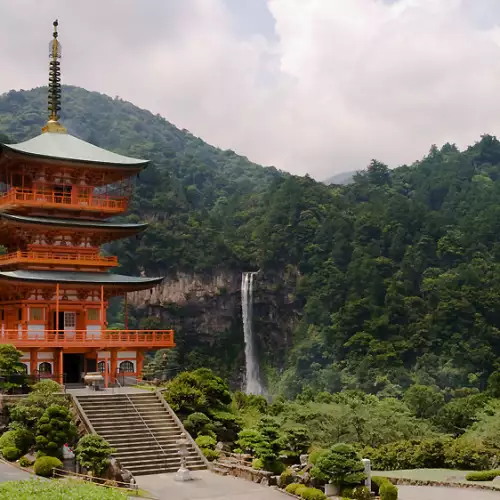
<box><xmin>75</xmin><ymin>391</ymin><xmax>207</xmax><ymax>476</ymax></box>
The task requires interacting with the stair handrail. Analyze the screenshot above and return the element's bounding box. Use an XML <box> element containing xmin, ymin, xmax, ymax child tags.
<box><xmin>115</xmin><ymin>378</ymin><xmax>170</xmax><ymax>469</ymax></box>
<box><xmin>155</xmin><ymin>389</ymin><xmax>210</xmax><ymax>468</ymax></box>
<box><xmin>71</xmin><ymin>394</ymin><xmax>96</xmax><ymax>434</ymax></box>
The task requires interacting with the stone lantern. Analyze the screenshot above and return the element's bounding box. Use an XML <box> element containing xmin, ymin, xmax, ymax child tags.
<box><xmin>174</xmin><ymin>432</ymin><xmax>193</xmax><ymax>482</ymax></box>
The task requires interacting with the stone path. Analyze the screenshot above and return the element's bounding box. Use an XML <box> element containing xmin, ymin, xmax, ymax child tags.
<box><xmin>398</xmin><ymin>485</ymin><xmax>500</xmax><ymax>499</ymax></box>
<box><xmin>0</xmin><ymin>460</ymin><xmax>33</xmax><ymax>483</ymax></box>
<box><xmin>135</xmin><ymin>470</ymin><xmax>286</xmax><ymax>500</ymax></box>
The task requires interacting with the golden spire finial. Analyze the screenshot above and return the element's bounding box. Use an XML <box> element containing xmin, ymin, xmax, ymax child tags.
<box><xmin>42</xmin><ymin>19</ymin><xmax>66</xmax><ymax>134</ymax></box>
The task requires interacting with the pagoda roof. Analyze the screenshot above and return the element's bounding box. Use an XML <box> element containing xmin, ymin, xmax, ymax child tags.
<box><xmin>0</xmin><ymin>269</ymin><xmax>163</xmax><ymax>289</ymax></box>
<box><xmin>0</xmin><ymin>213</ymin><xmax>148</xmax><ymax>232</ymax></box>
<box><xmin>1</xmin><ymin>132</ymin><xmax>148</xmax><ymax>167</ymax></box>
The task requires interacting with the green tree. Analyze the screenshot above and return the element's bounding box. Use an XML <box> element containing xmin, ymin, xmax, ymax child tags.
<box><xmin>35</xmin><ymin>405</ymin><xmax>77</xmax><ymax>457</ymax></box>
<box><xmin>0</xmin><ymin>345</ymin><xmax>27</xmax><ymax>391</ymax></box>
<box><xmin>311</xmin><ymin>443</ymin><xmax>366</xmax><ymax>487</ymax></box>
<box><xmin>403</xmin><ymin>385</ymin><xmax>445</xmax><ymax>419</ymax></box>
<box><xmin>75</xmin><ymin>434</ymin><xmax>115</xmax><ymax>476</ymax></box>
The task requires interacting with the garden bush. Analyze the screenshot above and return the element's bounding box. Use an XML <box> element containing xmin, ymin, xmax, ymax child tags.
<box><xmin>444</xmin><ymin>437</ymin><xmax>493</xmax><ymax>470</ymax></box>
<box><xmin>1</xmin><ymin>446</ymin><xmax>22</xmax><ymax>461</ymax></box>
<box><xmin>195</xmin><ymin>434</ymin><xmax>216</xmax><ymax>449</ymax></box>
<box><xmin>18</xmin><ymin>456</ymin><xmax>33</xmax><ymax>468</ymax></box>
<box><xmin>300</xmin><ymin>486</ymin><xmax>327</xmax><ymax>500</ymax></box>
<box><xmin>285</xmin><ymin>483</ymin><xmax>302</xmax><ymax>494</ymax></box>
<box><xmin>280</xmin><ymin>468</ymin><xmax>295</xmax><ymax>487</ymax></box>
<box><xmin>311</xmin><ymin>443</ymin><xmax>365</xmax><ymax>487</ymax></box>
<box><xmin>0</xmin><ymin>429</ymin><xmax>34</xmax><ymax>455</ymax></box>
<box><xmin>341</xmin><ymin>485</ymin><xmax>371</xmax><ymax>499</ymax></box>
<box><xmin>465</xmin><ymin>470</ymin><xmax>500</xmax><ymax>481</ymax></box>
<box><xmin>75</xmin><ymin>434</ymin><xmax>115</xmax><ymax>476</ymax></box>
<box><xmin>379</xmin><ymin>482</ymin><xmax>398</xmax><ymax>500</ymax></box>
<box><xmin>372</xmin><ymin>477</ymin><xmax>398</xmax><ymax>500</ymax></box>
<box><xmin>35</xmin><ymin>404</ymin><xmax>77</xmax><ymax>458</ymax></box>
<box><xmin>184</xmin><ymin>412</ymin><xmax>214</xmax><ymax>437</ymax></box>
<box><xmin>252</xmin><ymin>458</ymin><xmax>263</xmax><ymax>469</ymax></box>
<box><xmin>33</xmin><ymin>456</ymin><xmax>63</xmax><ymax>477</ymax></box>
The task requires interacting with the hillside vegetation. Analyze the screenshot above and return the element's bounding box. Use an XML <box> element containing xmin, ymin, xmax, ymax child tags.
<box><xmin>2</xmin><ymin>87</ymin><xmax>500</xmax><ymax>398</ymax></box>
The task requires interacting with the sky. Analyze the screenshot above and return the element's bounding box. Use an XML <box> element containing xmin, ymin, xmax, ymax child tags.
<box><xmin>2</xmin><ymin>0</ymin><xmax>500</xmax><ymax>179</ymax></box>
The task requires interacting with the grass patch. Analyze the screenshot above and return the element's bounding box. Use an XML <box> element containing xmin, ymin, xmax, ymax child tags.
<box><xmin>0</xmin><ymin>478</ymin><xmax>128</xmax><ymax>499</ymax></box>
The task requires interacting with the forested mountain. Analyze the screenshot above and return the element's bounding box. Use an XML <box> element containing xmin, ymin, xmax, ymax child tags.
<box><xmin>323</xmin><ymin>170</ymin><xmax>356</xmax><ymax>185</ymax></box>
<box><xmin>2</xmin><ymin>86</ymin><xmax>500</xmax><ymax>398</ymax></box>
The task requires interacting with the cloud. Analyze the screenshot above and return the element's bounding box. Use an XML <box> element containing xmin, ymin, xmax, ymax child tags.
<box><xmin>2</xmin><ymin>0</ymin><xmax>500</xmax><ymax>178</ymax></box>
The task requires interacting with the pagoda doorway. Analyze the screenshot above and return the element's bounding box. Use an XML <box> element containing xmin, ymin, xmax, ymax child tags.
<box><xmin>63</xmin><ymin>353</ymin><xmax>84</xmax><ymax>384</ymax></box>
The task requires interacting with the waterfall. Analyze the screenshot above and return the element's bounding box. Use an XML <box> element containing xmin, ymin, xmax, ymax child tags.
<box><xmin>241</xmin><ymin>272</ymin><xmax>262</xmax><ymax>395</ymax></box>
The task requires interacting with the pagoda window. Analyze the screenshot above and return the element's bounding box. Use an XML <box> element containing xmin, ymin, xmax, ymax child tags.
<box><xmin>18</xmin><ymin>309</ymin><xmax>22</xmax><ymax>321</ymax></box>
<box><xmin>97</xmin><ymin>361</ymin><xmax>106</xmax><ymax>373</ymax></box>
<box><xmin>88</xmin><ymin>308</ymin><xmax>100</xmax><ymax>322</ymax></box>
<box><xmin>38</xmin><ymin>362</ymin><xmax>52</xmax><ymax>374</ymax></box>
<box><xmin>30</xmin><ymin>307</ymin><xmax>44</xmax><ymax>322</ymax></box>
<box><xmin>64</xmin><ymin>312</ymin><xmax>76</xmax><ymax>329</ymax></box>
<box><xmin>119</xmin><ymin>361</ymin><xmax>134</xmax><ymax>373</ymax></box>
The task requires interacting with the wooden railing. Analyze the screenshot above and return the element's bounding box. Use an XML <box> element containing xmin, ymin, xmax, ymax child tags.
<box><xmin>0</xmin><ymin>188</ymin><xmax>128</xmax><ymax>214</ymax></box>
<box><xmin>0</xmin><ymin>329</ymin><xmax>175</xmax><ymax>348</ymax></box>
<box><xmin>0</xmin><ymin>250</ymin><xmax>118</xmax><ymax>268</ymax></box>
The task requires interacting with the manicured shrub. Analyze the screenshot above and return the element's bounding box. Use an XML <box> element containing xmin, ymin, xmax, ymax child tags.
<box><xmin>195</xmin><ymin>434</ymin><xmax>216</xmax><ymax>449</ymax></box>
<box><xmin>311</xmin><ymin>443</ymin><xmax>365</xmax><ymax>487</ymax></box>
<box><xmin>252</xmin><ymin>458</ymin><xmax>264</xmax><ymax>469</ymax></box>
<box><xmin>184</xmin><ymin>412</ymin><xmax>214</xmax><ymax>437</ymax></box>
<box><xmin>35</xmin><ymin>404</ymin><xmax>77</xmax><ymax>458</ymax></box>
<box><xmin>280</xmin><ymin>468</ymin><xmax>295</xmax><ymax>487</ymax></box>
<box><xmin>18</xmin><ymin>456</ymin><xmax>33</xmax><ymax>468</ymax></box>
<box><xmin>309</xmin><ymin>449</ymin><xmax>326</xmax><ymax>465</ymax></box>
<box><xmin>75</xmin><ymin>434</ymin><xmax>115</xmax><ymax>476</ymax></box>
<box><xmin>371</xmin><ymin>477</ymin><xmax>398</xmax><ymax>500</ymax></box>
<box><xmin>295</xmin><ymin>485</ymin><xmax>308</xmax><ymax>497</ymax></box>
<box><xmin>33</xmin><ymin>456</ymin><xmax>63</xmax><ymax>477</ymax></box>
<box><xmin>380</xmin><ymin>482</ymin><xmax>398</xmax><ymax>500</ymax></box>
<box><xmin>465</xmin><ymin>470</ymin><xmax>500</xmax><ymax>481</ymax></box>
<box><xmin>0</xmin><ymin>429</ymin><xmax>34</xmax><ymax>455</ymax></box>
<box><xmin>341</xmin><ymin>485</ymin><xmax>371</xmax><ymax>500</ymax></box>
<box><xmin>2</xmin><ymin>446</ymin><xmax>22</xmax><ymax>461</ymax></box>
<box><xmin>201</xmin><ymin>448</ymin><xmax>220</xmax><ymax>461</ymax></box>
<box><xmin>300</xmin><ymin>486</ymin><xmax>327</xmax><ymax>500</ymax></box>
<box><xmin>285</xmin><ymin>483</ymin><xmax>302</xmax><ymax>494</ymax></box>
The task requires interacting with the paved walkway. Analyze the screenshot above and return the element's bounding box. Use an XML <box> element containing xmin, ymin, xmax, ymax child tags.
<box><xmin>0</xmin><ymin>461</ymin><xmax>33</xmax><ymax>483</ymax></box>
<box><xmin>136</xmin><ymin>470</ymin><xmax>286</xmax><ymax>500</ymax></box>
<box><xmin>398</xmin><ymin>485</ymin><xmax>500</xmax><ymax>499</ymax></box>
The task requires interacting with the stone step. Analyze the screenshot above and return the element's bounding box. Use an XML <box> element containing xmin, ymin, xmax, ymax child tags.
<box><xmin>116</xmin><ymin>448</ymin><xmax>200</xmax><ymax>459</ymax></box>
<box><xmin>127</xmin><ymin>462</ymin><xmax>207</xmax><ymax>476</ymax></box>
<box><xmin>119</xmin><ymin>455</ymin><xmax>204</xmax><ymax>468</ymax></box>
<box><xmin>97</xmin><ymin>430</ymin><xmax>183</xmax><ymax>441</ymax></box>
<box><xmin>92</xmin><ymin>424</ymin><xmax>180</xmax><ymax>434</ymax></box>
<box><xmin>80</xmin><ymin>404</ymin><xmax>165</xmax><ymax>412</ymax></box>
<box><xmin>87</xmin><ymin>413</ymin><xmax>176</xmax><ymax>425</ymax></box>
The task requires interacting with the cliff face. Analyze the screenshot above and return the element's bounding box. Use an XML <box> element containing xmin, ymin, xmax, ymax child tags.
<box><xmin>128</xmin><ymin>268</ymin><xmax>302</xmax><ymax>389</ymax></box>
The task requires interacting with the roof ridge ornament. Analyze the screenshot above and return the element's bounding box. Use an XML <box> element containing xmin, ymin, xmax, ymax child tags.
<box><xmin>42</xmin><ymin>20</ymin><xmax>67</xmax><ymax>134</ymax></box>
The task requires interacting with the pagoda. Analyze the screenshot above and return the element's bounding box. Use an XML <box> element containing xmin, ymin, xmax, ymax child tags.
<box><xmin>0</xmin><ymin>21</ymin><xmax>174</xmax><ymax>384</ymax></box>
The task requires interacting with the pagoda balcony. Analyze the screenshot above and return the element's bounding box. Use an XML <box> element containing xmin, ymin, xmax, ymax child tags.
<box><xmin>0</xmin><ymin>188</ymin><xmax>128</xmax><ymax>215</ymax></box>
<box><xmin>0</xmin><ymin>250</ymin><xmax>118</xmax><ymax>268</ymax></box>
<box><xmin>0</xmin><ymin>329</ymin><xmax>175</xmax><ymax>349</ymax></box>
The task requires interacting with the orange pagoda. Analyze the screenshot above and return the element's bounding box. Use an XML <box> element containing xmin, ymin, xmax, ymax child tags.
<box><xmin>0</xmin><ymin>21</ymin><xmax>174</xmax><ymax>384</ymax></box>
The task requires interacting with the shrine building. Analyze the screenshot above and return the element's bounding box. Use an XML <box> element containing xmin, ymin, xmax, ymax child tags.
<box><xmin>0</xmin><ymin>20</ymin><xmax>174</xmax><ymax>384</ymax></box>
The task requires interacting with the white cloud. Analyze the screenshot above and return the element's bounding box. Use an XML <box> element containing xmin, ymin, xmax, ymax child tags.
<box><xmin>2</xmin><ymin>0</ymin><xmax>500</xmax><ymax>178</ymax></box>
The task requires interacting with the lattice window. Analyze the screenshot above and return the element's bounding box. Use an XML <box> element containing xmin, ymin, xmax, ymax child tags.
<box><xmin>119</xmin><ymin>361</ymin><xmax>134</xmax><ymax>373</ymax></box>
<box><xmin>30</xmin><ymin>307</ymin><xmax>43</xmax><ymax>321</ymax></box>
<box><xmin>64</xmin><ymin>312</ymin><xmax>76</xmax><ymax>328</ymax></box>
<box><xmin>98</xmin><ymin>361</ymin><xmax>106</xmax><ymax>373</ymax></box>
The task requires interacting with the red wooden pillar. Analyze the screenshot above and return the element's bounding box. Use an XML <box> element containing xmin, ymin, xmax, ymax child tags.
<box><xmin>110</xmin><ymin>349</ymin><xmax>117</xmax><ymax>384</ymax></box>
<box><xmin>30</xmin><ymin>348</ymin><xmax>38</xmax><ymax>377</ymax></box>
<box><xmin>136</xmin><ymin>350</ymin><xmax>144</xmax><ymax>380</ymax></box>
<box><xmin>57</xmin><ymin>348</ymin><xmax>63</xmax><ymax>385</ymax></box>
<box><xmin>124</xmin><ymin>293</ymin><xmax>128</xmax><ymax>330</ymax></box>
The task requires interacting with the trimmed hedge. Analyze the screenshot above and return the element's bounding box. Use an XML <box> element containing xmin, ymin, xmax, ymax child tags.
<box><xmin>372</xmin><ymin>476</ymin><xmax>398</xmax><ymax>500</ymax></box>
<box><xmin>341</xmin><ymin>485</ymin><xmax>371</xmax><ymax>499</ymax></box>
<box><xmin>2</xmin><ymin>446</ymin><xmax>22</xmax><ymax>461</ymax></box>
<box><xmin>33</xmin><ymin>456</ymin><xmax>63</xmax><ymax>477</ymax></box>
<box><xmin>466</xmin><ymin>470</ymin><xmax>500</xmax><ymax>481</ymax></box>
<box><xmin>284</xmin><ymin>483</ymin><xmax>327</xmax><ymax>500</ymax></box>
